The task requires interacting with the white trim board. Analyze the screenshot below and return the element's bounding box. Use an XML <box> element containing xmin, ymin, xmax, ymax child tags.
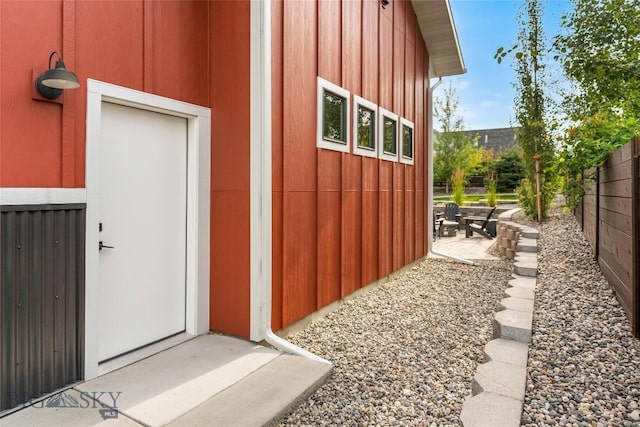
<box><xmin>249</xmin><ymin>0</ymin><xmax>272</xmax><ymax>341</ymax></box>
<box><xmin>85</xmin><ymin>79</ymin><xmax>211</xmax><ymax>379</ymax></box>
<box><xmin>0</xmin><ymin>188</ymin><xmax>86</xmax><ymax>205</ymax></box>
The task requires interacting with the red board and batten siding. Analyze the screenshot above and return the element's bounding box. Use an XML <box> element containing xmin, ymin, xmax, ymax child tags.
<box><xmin>208</xmin><ymin>1</ymin><xmax>251</xmax><ymax>338</ymax></box>
<box><xmin>271</xmin><ymin>0</ymin><xmax>431</xmax><ymax>330</ymax></box>
<box><xmin>2</xmin><ymin>0</ymin><xmax>435</xmax><ymax>338</ymax></box>
<box><xmin>1</xmin><ymin>1</ymin><xmax>252</xmax><ymax>337</ymax></box>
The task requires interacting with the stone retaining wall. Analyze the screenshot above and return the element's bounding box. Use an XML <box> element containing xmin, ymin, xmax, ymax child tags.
<box><xmin>495</xmin><ymin>208</ymin><xmax>533</xmax><ymax>259</ymax></box>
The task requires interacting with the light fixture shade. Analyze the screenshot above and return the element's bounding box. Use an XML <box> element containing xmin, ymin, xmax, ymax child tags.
<box><xmin>35</xmin><ymin>53</ymin><xmax>80</xmax><ymax>100</ymax></box>
<box><xmin>40</xmin><ymin>60</ymin><xmax>80</xmax><ymax>89</ymax></box>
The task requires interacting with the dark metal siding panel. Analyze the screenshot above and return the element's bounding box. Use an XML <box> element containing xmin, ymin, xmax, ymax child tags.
<box><xmin>0</xmin><ymin>205</ymin><xmax>85</xmax><ymax>412</ymax></box>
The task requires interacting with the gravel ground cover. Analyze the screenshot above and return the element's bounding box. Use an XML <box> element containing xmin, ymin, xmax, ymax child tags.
<box><xmin>522</xmin><ymin>209</ymin><xmax>640</xmax><ymax>426</ymax></box>
<box><xmin>278</xmin><ymin>258</ymin><xmax>512</xmax><ymax>426</ymax></box>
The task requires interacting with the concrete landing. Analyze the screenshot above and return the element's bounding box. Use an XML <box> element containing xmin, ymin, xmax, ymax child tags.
<box><xmin>169</xmin><ymin>354</ymin><xmax>332</xmax><ymax>426</ymax></box>
<box><xmin>0</xmin><ymin>335</ymin><xmax>332</xmax><ymax>427</ymax></box>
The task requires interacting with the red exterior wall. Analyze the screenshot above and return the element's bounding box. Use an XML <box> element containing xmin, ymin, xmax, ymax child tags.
<box><xmin>2</xmin><ymin>0</ymin><xmax>433</xmax><ymax>338</ymax></box>
<box><xmin>209</xmin><ymin>1</ymin><xmax>251</xmax><ymax>338</ymax></box>
<box><xmin>0</xmin><ymin>1</ymin><xmax>251</xmax><ymax>337</ymax></box>
<box><xmin>271</xmin><ymin>0</ymin><xmax>430</xmax><ymax>330</ymax></box>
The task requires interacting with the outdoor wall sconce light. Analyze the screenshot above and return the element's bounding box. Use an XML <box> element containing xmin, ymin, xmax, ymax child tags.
<box><xmin>381</xmin><ymin>0</ymin><xmax>389</xmax><ymax>8</ymax></box>
<box><xmin>35</xmin><ymin>51</ymin><xmax>80</xmax><ymax>100</ymax></box>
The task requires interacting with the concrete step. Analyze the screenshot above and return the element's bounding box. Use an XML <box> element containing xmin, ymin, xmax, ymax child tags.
<box><xmin>519</xmin><ymin>227</ymin><xmax>539</xmax><ymax>240</ymax></box>
<box><xmin>493</xmin><ymin>309</ymin><xmax>533</xmax><ymax>343</ymax></box>
<box><xmin>471</xmin><ymin>361</ymin><xmax>526</xmax><ymax>400</ymax></box>
<box><xmin>508</xmin><ymin>276</ymin><xmax>536</xmax><ymax>290</ymax></box>
<box><xmin>504</xmin><ymin>286</ymin><xmax>535</xmax><ymax>301</ymax></box>
<box><xmin>483</xmin><ymin>338</ymin><xmax>529</xmax><ymax>367</ymax></box>
<box><xmin>0</xmin><ymin>335</ymin><xmax>332</xmax><ymax>427</ymax></box>
<box><xmin>514</xmin><ymin>251</ymin><xmax>536</xmax><ymax>261</ymax></box>
<box><xmin>515</xmin><ymin>237</ymin><xmax>537</xmax><ymax>253</ymax></box>
<box><xmin>168</xmin><ymin>354</ymin><xmax>332</xmax><ymax>427</ymax></box>
<box><xmin>498</xmin><ymin>296</ymin><xmax>534</xmax><ymax>313</ymax></box>
<box><xmin>513</xmin><ymin>259</ymin><xmax>537</xmax><ymax>277</ymax></box>
<box><xmin>460</xmin><ymin>392</ymin><xmax>522</xmax><ymax>427</ymax></box>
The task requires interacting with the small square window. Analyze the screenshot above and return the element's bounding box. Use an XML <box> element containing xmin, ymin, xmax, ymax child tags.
<box><xmin>353</xmin><ymin>95</ymin><xmax>377</xmax><ymax>158</ymax></box>
<box><xmin>378</xmin><ymin>107</ymin><xmax>398</xmax><ymax>162</ymax></box>
<box><xmin>400</xmin><ymin>118</ymin><xmax>414</xmax><ymax>165</ymax></box>
<box><xmin>317</xmin><ymin>77</ymin><xmax>350</xmax><ymax>153</ymax></box>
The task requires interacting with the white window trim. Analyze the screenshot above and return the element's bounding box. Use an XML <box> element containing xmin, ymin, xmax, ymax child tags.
<box><xmin>378</xmin><ymin>107</ymin><xmax>399</xmax><ymax>162</ymax></box>
<box><xmin>316</xmin><ymin>77</ymin><xmax>350</xmax><ymax>153</ymax></box>
<box><xmin>85</xmin><ymin>79</ymin><xmax>211</xmax><ymax>380</ymax></box>
<box><xmin>352</xmin><ymin>95</ymin><xmax>378</xmax><ymax>158</ymax></box>
<box><xmin>400</xmin><ymin>118</ymin><xmax>415</xmax><ymax>165</ymax></box>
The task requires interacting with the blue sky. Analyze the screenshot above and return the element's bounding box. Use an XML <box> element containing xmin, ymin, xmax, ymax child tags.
<box><xmin>442</xmin><ymin>0</ymin><xmax>572</xmax><ymax>131</ymax></box>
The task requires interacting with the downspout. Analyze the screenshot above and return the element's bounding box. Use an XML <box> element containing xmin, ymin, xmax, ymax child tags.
<box><xmin>427</xmin><ymin>76</ymin><xmax>473</xmax><ymax>265</ymax></box>
<box><xmin>250</xmin><ymin>0</ymin><xmax>330</xmax><ymax>365</ymax></box>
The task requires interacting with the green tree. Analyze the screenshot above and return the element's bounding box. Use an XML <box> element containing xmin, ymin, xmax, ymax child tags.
<box><xmin>490</xmin><ymin>148</ymin><xmax>524</xmax><ymax>193</ymax></box>
<box><xmin>554</xmin><ymin>0</ymin><xmax>640</xmax><ymax>209</ymax></box>
<box><xmin>433</xmin><ymin>82</ymin><xmax>482</xmax><ymax>192</ymax></box>
<box><xmin>497</xmin><ymin>0</ymin><xmax>558</xmax><ymax>221</ymax></box>
<box><xmin>554</xmin><ymin>0</ymin><xmax>640</xmax><ymax>121</ymax></box>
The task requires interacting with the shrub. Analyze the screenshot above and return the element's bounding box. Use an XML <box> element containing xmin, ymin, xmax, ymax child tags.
<box><xmin>485</xmin><ymin>171</ymin><xmax>498</xmax><ymax>207</ymax></box>
<box><xmin>451</xmin><ymin>168</ymin><xmax>466</xmax><ymax>206</ymax></box>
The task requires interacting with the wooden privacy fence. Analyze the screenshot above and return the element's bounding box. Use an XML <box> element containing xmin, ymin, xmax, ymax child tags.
<box><xmin>575</xmin><ymin>137</ymin><xmax>640</xmax><ymax>337</ymax></box>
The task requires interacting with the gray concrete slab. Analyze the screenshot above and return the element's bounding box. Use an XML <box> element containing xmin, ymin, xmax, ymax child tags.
<box><xmin>516</xmin><ymin>238</ymin><xmax>538</xmax><ymax>253</ymax></box>
<box><xmin>483</xmin><ymin>338</ymin><xmax>529</xmax><ymax>367</ymax></box>
<box><xmin>460</xmin><ymin>392</ymin><xmax>522</xmax><ymax>427</ymax></box>
<box><xmin>514</xmin><ymin>252</ymin><xmax>537</xmax><ymax>261</ymax></box>
<box><xmin>0</xmin><ymin>335</ymin><xmax>334</xmax><ymax>427</ymax></box>
<box><xmin>508</xmin><ymin>276</ymin><xmax>536</xmax><ymax>290</ymax></box>
<box><xmin>513</xmin><ymin>260</ymin><xmax>537</xmax><ymax>277</ymax></box>
<box><xmin>0</xmin><ymin>389</ymin><xmax>141</xmax><ymax>427</ymax></box>
<box><xmin>472</xmin><ymin>361</ymin><xmax>527</xmax><ymax>400</ymax></box>
<box><xmin>168</xmin><ymin>354</ymin><xmax>333</xmax><ymax>427</ymax></box>
<box><xmin>498</xmin><ymin>296</ymin><xmax>534</xmax><ymax>313</ymax></box>
<box><xmin>76</xmin><ymin>334</ymin><xmax>280</xmax><ymax>427</ymax></box>
<box><xmin>493</xmin><ymin>309</ymin><xmax>533</xmax><ymax>343</ymax></box>
<box><xmin>504</xmin><ymin>286</ymin><xmax>535</xmax><ymax>300</ymax></box>
<box><xmin>520</xmin><ymin>228</ymin><xmax>539</xmax><ymax>239</ymax></box>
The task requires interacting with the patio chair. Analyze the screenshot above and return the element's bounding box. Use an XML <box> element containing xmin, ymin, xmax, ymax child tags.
<box><xmin>466</xmin><ymin>206</ymin><xmax>497</xmax><ymax>239</ymax></box>
<box><xmin>433</xmin><ymin>211</ymin><xmax>444</xmax><ymax>240</ymax></box>
<box><xmin>438</xmin><ymin>202</ymin><xmax>461</xmax><ymax>236</ymax></box>
<box><xmin>443</xmin><ymin>202</ymin><xmax>461</xmax><ymax>228</ymax></box>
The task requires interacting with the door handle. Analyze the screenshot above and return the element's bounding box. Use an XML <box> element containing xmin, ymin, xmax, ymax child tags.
<box><xmin>99</xmin><ymin>241</ymin><xmax>115</xmax><ymax>250</ymax></box>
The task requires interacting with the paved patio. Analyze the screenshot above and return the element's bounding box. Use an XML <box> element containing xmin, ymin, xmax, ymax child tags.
<box><xmin>431</xmin><ymin>228</ymin><xmax>500</xmax><ymax>261</ymax></box>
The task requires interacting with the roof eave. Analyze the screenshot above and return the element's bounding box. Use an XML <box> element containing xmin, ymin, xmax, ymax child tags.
<box><xmin>412</xmin><ymin>0</ymin><xmax>466</xmax><ymax>77</ymax></box>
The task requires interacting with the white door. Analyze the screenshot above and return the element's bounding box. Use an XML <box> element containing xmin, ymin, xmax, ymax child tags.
<box><xmin>98</xmin><ymin>102</ymin><xmax>187</xmax><ymax>362</ymax></box>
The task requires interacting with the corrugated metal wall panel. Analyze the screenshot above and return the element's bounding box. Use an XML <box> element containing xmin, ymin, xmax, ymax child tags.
<box><xmin>1</xmin><ymin>204</ymin><xmax>84</xmax><ymax>412</ymax></box>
